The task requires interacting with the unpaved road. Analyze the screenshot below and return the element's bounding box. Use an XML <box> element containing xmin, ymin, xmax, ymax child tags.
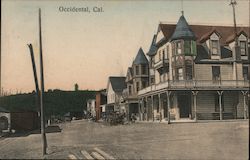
<box><xmin>0</xmin><ymin>120</ymin><xmax>248</xmax><ymax>159</ymax></box>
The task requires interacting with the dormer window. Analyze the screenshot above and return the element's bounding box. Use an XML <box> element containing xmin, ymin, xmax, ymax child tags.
<box><xmin>211</xmin><ymin>40</ymin><xmax>219</xmax><ymax>55</ymax></box>
<box><xmin>240</xmin><ymin>41</ymin><xmax>247</xmax><ymax>55</ymax></box>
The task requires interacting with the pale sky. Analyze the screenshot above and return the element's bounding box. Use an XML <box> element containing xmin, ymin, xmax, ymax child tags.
<box><xmin>1</xmin><ymin>0</ymin><xmax>249</xmax><ymax>93</ymax></box>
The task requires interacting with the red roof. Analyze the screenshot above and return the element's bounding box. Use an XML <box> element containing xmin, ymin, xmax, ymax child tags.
<box><xmin>159</xmin><ymin>24</ymin><xmax>249</xmax><ymax>45</ymax></box>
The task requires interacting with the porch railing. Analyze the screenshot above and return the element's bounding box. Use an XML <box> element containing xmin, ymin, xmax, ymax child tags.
<box><xmin>138</xmin><ymin>80</ymin><xmax>249</xmax><ymax>95</ymax></box>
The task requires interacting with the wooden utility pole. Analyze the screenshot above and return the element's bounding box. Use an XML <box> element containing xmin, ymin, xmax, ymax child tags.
<box><xmin>39</xmin><ymin>8</ymin><xmax>47</xmax><ymax>155</ymax></box>
<box><xmin>230</xmin><ymin>0</ymin><xmax>239</xmax><ymax>85</ymax></box>
<box><xmin>230</xmin><ymin>0</ymin><xmax>238</xmax><ymax>47</ymax></box>
<box><xmin>0</xmin><ymin>16</ymin><xmax>1</xmax><ymax>97</ymax></box>
<box><xmin>27</xmin><ymin>44</ymin><xmax>41</xmax><ymax>113</ymax></box>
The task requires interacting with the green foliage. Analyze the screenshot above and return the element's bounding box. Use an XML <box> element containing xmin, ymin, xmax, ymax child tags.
<box><xmin>0</xmin><ymin>90</ymin><xmax>96</xmax><ymax>118</ymax></box>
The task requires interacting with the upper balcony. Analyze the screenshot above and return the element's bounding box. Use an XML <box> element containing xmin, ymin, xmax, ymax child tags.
<box><xmin>154</xmin><ymin>59</ymin><xmax>169</xmax><ymax>70</ymax></box>
<box><xmin>122</xmin><ymin>88</ymin><xmax>138</xmax><ymax>100</ymax></box>
<box><xmin>138</xmin><ymin>80</ymin><xmax>249</xmax><ymax>96</ymax></box>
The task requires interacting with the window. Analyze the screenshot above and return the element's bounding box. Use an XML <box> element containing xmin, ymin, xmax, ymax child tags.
<box><xmin>243</xmin><ymin>66</ymin><xmax>249</xmax><ymax>80</ymax></box>
<box><xmin>211</xmin><ymin>40</ymin><xmax>219</xmax><ymax>55</ymax></box>
<box><xmin>136</xmin><ymin>66</ymin><xmax>139</xmax><ymax>75</ymax></box>
<box><xmin>162</xmin><ymin>50</ymin><xmax>165</xmax><ymax>60</ymax></box>
<box><xmin>215</xmin><ymin>94</ymin><xmax>224</xmax><ymax>112</ymax></box>
<box><xmin>177</xmin><ymin>41</ymin><xmax>182</xmax><ymax>54</ymax></box>
<box><xmin>177</xmin><ymin>68</ymin><xmax>184</xmax><ymax>80</ymax></box>
<box><xmin>136</xmin><ymin>82</ymin><xmax>140</xmax><ymax>92</ymax></box>
<box><xmin>240</xmin><ymin>41</ymin><xmax>247</xmax><ymax>55</ymax></box>
<box><xmin>142</xmin><ymin>81</ymin><xmax>147</xmax><ymax>89</ymax></box>
<box><xmin>129</xmin><ymin>85</ymin><xmax>132</xmax><ymax>94</ymax></box>
<box><xmin>212</xmin><ymin>66</ymin><xmax>220</xmax><ymax>81</ymax></box>
<box><xmin>159</xmin><ymin>50</ymin><xmax>162</xmax><ymax>61</ymax></box>
<box><xmin>141</xmin><ymin>65</ymin><xmax>147</xmax><ymax>75</ymax></box>
<box><xmin>184</xmin><ymin>40</ymin><xmax>191</xmax><ymax>55</ymax></box>
<box><xmin>166</xmin><ymin>46</ymin><xmax>169</xmax><ymax>59</ymax></box>
<box><xmin>186</xmin><ymin>65</ymin><xmax>193</xmax><ymax>80</ymax></box>
<box><xmin>151</xmin><ymin>77</ymin><xmax>155</xmax><ymax>84</ymax></box>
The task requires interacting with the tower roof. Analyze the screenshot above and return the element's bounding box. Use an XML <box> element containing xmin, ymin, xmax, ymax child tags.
<box><xmin>170</xmin><ymin>15</ymin><xmax>196</xmax><ymax>41</ymax></box>
<box><xmin>147</xmin><ymin>34</ymin><xmax>158</xmax><ymax>56</ymax></box>
<box><xmin>133</xmin><ymin>48</ymin><xmax>148</xmax><ymax>65</ymax></box>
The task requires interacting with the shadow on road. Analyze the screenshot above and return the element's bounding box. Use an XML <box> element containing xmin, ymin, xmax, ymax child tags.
<box><xmin>2</xmin><ymin>125</ymin><xmax>62</xmax><ymax>138</ymax></box>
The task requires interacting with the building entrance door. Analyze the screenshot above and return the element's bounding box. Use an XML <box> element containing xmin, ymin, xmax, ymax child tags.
<box><xmin>178</xmin><ymin>93</ymin><xmax>191</xmax><ymax>118</ymax></box>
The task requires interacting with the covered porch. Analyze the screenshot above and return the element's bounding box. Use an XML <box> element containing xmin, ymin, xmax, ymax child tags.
<box><xmin>138</xmin><ymin>89</ymin><xmax>249</xmax><ymax>123</ymax></box>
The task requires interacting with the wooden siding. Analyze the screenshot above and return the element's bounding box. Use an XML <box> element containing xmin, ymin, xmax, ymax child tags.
<box><xmin>237</xmin><ymin>93</ymin><xmax>244</xmax><ymax>118</ymax></box>
<box><xmin>197</xmin><ymin>91</ymin><xmax>215</xmax><ymax>113</ymax></box>
<box><xmin>195</xmin><ymin>64</ymin><xmax>244</xmax><ymax>81</ymax></box>
<box><xmin>194</xmin><ymin>64</ymin><xmax>212</xmax><ymax>80</ymax></box>
<box><xmin>221</xmin><ymin>65</ymin><xmax>233</xmax><ymax>80</ymax></box>
<box><xmin>196</xmin><ymin>91</ymin><xmax>238</xmax><ymax>120</ymax></box>
<box><xmin>223</xmin><ymin>91</ymin><xmax>238</xmax><ymax>113</ymax></box>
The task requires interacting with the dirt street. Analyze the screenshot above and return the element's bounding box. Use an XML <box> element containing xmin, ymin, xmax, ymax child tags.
<box><xmin>0</xmin><ymin>120</ymin><xmax>248</xmax><ymax>159</ymax></box>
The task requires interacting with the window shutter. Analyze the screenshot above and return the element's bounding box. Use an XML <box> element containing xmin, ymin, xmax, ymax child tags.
<box><xmin>191</xmin><ymin>41</ymin><xmax>197</xmax><ymax>56</ymax></box>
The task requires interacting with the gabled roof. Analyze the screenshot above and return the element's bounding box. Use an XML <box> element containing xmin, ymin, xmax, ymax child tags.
<box><xmin>158</xmin><ymin>24</ymin><xmax>249</xmax><ymax>45</ymax></box>
<box><xmin>226</xmin><ymin>30</ymin><xmax>248</xmax><ymax>44</ymax></box>
<box><xmin>109</xmin><ymin>77</ymin><xmax>126</xmax><ymax>93</ymax></box>
<box><xmin>133</xmin><ymin>48</ymin><xmax>148</xmax><ymax>65</ymax></box>
<box><xmin>147</xmin><ymin>34</ymin><xmax>158</xmax><ymax>56</ymax></box>
<box><xmin>199</xmin><ymin>28</ymin><xmax>222</xmax><ymax>43</ymax></box>
<box><xmin>170</xmin><ymin>15</ymin><xmax>196</xmax><ymax>41</ymax></box>
<box><xmin>0</xmin><ymin>107</ymin><xmax>10</xmax><ymax>113</ymax></box>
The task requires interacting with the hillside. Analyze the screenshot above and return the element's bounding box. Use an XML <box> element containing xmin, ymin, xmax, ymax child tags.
<box><xmin>0</xmin><ymin>90</ymin><xmax>96</xmax><ymax>117</ymax></box>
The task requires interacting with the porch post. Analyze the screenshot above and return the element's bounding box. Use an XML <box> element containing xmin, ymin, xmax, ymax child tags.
<box><xmin>141</xmin><ymin>98</ymin><xmax>144</xmax><ymax>121</ymax></box>
<box><xmin>217</xmin><ymin>91</ymin><xmax>223</xmax><ymax>120</ymax></box>
<box><xmin>158</xmin><ymin>93</ymin><xmax>162</xmax><ymax>122</ymax></box>
<box><xmin>192</xmin><ymin>91</ymin><xmax>198</xmax><ymax>121</ymax></box>
<box><xmin>151</xmin><ymin>95</ymin><xmax>154</xmax><ymax>121</ymax></box>
<box><xmin>146</xmin><ymin>97</ymin><xmax>149</xmax><ymax>121</ymax></box>
<box><xmin>167</xmin><ymin>91</ymin><xmax>171</xmax><ymax>124</ymax></box>
<box><xmin>241</xmin><ymin>91</ymin><xmax>248</xmax><ymax>119</ymax></box>
<box><xmin>138</xmin><ymin>99</ymin><xmax>141</xmax><ymax>121</ymax></box>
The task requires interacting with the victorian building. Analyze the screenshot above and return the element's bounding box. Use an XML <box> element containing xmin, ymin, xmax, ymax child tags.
<box><xmin>105</xmin><ymin>13</ymin><xmax>249</xmax><ymax>123</ymax></box>
<box><xmin>137</xmin><ymin>14</ymin><xmax>249</xmax><ymax>122</ymax></box>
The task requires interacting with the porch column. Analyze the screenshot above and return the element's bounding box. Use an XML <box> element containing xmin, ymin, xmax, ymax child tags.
<box><xmin>241</xmin><ymin>91</ymin><xmax>248</xmax><ymax>119</ymax></box>
<box><xmin>141</xmin><ymin>98</ymin><xmax>144</xmax><ymax>121</ymax></box>
<box><xmin>192</xmin><ymin>91</ymin><xmax>199</xmax><ymax>121</ymax></box>
<box><xmin>142</xmin><ymin>98</ymin><xmax>145</xmax><ymax>121</ymax></box>
<box><xmin>166</xmin><ymin>91</ymin><xmax>171</xmax><ymax>124</ymax></box>
<box><xmin>146</xmin><ymin>97</ymin><xmax>149</xmax><ymax>121</ymax></box>
<box><xmin>138</xmin><ymin>99</ymin><xmax>141</xmax><ymax>121</ymax></box>
<box><xmin>217</xmin><ymin>91</ymin><xmax>223</xmax><ymax>120</ymax></box>
<box><xmin>151</xmin><ymin>95</ymin><xmax>154</xmax><ymax>121</ymax></box>
<box><xmin>158</xmin><ymin>93</ymin><xmax>162</xmax><ymax>122</ymax></box>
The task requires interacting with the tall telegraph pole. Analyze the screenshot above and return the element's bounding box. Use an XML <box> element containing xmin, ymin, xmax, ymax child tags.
<box><xmin>230</xmin><ymin>0</ymin><xmax>239</xmax><ymax>83</ymax></box>
<box><xmin>39</xmin><ymin>8</ymin><xmax>47</xmax><ymax>155</ymax></box>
